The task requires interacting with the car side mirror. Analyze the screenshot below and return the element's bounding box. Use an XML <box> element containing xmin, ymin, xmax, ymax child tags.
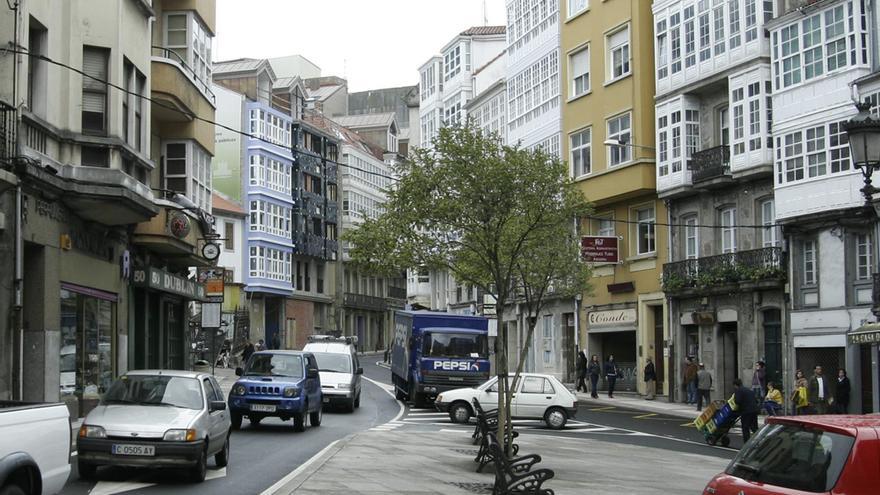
<box><xmin>235</xmin><ymin>367</ymin><xmax>243</xmax><ymax>376</ymax></box>
<box><xmin>356</xmin><ymin>367</ymin><xmax>363</xmax><ymax>375</ymax></box>
<box><xmin>210</xmin><ymin>400</ymin><xmax>227</xmax><ymax>412</ymax></box>
<box><xmin>307</xmin><ymin>368</ymin><xmax>319</xmax><ymax>379</ymax></box>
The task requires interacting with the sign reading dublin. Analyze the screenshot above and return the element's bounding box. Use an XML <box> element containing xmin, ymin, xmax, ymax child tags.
<box><xmin>133</xmin><ymin>267</ymin><xmax>207</xmax><ymax>301</ymax></box>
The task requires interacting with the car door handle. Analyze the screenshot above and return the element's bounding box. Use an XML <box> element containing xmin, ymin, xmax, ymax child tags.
<box><xmin>546</xmin><ymin>396</ymin><xmax>552</xmax><ymax>399</ymax></box>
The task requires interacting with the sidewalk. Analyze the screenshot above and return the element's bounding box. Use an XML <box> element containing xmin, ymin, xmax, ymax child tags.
<box><xmin>572</xmin><ymin>390</ymin><xmax>701</xmax><ymax>420</ymax></box>
<box><xmin>269</xmin><ymin>429</ymin><xmax>729</xmax><ymax>494</ymax></box>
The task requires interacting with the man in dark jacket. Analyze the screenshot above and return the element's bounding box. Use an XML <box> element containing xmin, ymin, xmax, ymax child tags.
<box><xmin>588</xmin><ymin>355</ymin><xmax>602</xmax><ymax>399</ymax></box>
<box><xmin>644</xmin><ymin>357</ymin><xmax>657</xmax><ymax>400</ymax></box>
<box><xmin>575</xmin><ymin>350</ymin><xmax>588</xmax><ymax>393</ymax></box>
<box><xmin>808</xmin><ymin>365</ymin><xmax>832</xmax><ymax>414</ymax></box>
<box><xmin>604</xmin><ymin>355</ymin><xmax>619</xmax><ymax>398</ymax></box>
<box><xmin>241</xmin><ymin>340</ymin><xmax>255</xmax><ymax>365</ymax></box>
<box><xmin>733</xmin><ymin>378</ymin><xmax>759</xmax><ymax>444</ymax></box>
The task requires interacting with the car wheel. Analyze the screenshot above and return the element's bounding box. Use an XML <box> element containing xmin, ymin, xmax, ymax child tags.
<box><xmin>230</xmin><ymin>412</ymin><xmax>242</xmax><ymax>430</ymax></box>
<box><xmin>720</xmin><ymin>436</ymin><xmax>731</xmax><ymax>448</ymax></box>
<box><xmin>0</xmin><ymin>483</ymin><xmax>27</xmax><ymax>495</ymax></box>
<box><xmin>190</xmin><ymin>447</ymin><xmax>207</xmax><ymax>483</ymax></box>
<box><xmin>354</xmin><ymin>392</ymin><xmax>361</xmax><ymax>408</ymax></box>
<box><xmin>394</xmin><ymin>387</ymin><xmax>406</xmax><ymax>401</ymax></box>
<box><xmin>310</xmin><ymin>406</ymin><xmax>323</xmax><ymax>427</ymax></box>
<box><xmin>249</xmin><ymin>415</ymin><xmax>262</xmax><ymax>426</ymax></box>
<box><xmin>214</xmin><ymin>433</ymin><xmax>230</xmax><ymax>467</ymax></box>
<box><xmin>544</xmin><ymin>407</ymin><xmax>567</xmax><ymax>430</ymax></box>
<box><xmin>78</xmin><ymin>459</ymin><xmax>97</xmax><ymax>480</ymax></box>
<box><xmin>449</xmin><ymin>401</ymin><xmax>472</xmax><ymax>423</ymax></box>
<box><xmin>293</xmin><ymin>411</ymin><xmax>305</xmax><ymax>432</ymax></box>
<box><xmin>409</xmin><ymin>382</ymin><xmax>425</xmax><ymax>408</ymax></box>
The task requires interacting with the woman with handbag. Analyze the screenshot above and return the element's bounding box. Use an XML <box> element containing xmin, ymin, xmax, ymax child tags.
<box><xmin>790</xmin><ymin>369</ymin><xmax>809</xmax><ymax>415</ymax></box>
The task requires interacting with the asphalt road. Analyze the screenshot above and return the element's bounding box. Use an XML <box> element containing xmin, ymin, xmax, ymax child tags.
<box><xmin>59</xmin><ymin>359</ymin><xmax>399</xmax><ymax>495</ymax></box>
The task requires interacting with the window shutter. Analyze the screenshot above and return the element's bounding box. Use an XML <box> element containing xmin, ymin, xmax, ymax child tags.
<box><xmin>82</xmin><ymin>48</ymin><xmax>107</xmax><ymax>90</ymax></box>
<box><xmin>609</xmin><ymin>28</ymin><xmax>629</xmax><ymax>50</ymax></box>
<box><xmin>572</xmin><ymin>49</ymin><xmax>589</xmax><ymax>76</ymax></box>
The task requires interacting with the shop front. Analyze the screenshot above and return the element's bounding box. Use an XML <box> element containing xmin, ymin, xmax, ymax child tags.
<box><xmin>847</xmin><ymin>324</ymin><xmax>880</xmax><ymax>414</ymax></box>
<box><xmin>586</xmin><ymin>308</ymin><xmax>638</xmax><ymax>392</ymax></box>
<box><xmin>131</xmin><ymin>267</ymin><xmax>207</xmax><ymax>371</ymax></box>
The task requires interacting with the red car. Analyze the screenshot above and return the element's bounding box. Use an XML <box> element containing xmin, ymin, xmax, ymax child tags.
<box><xmin>703</xmin><ymin>415</ymin><xmax>880</xmax><ymax>495</ymax></box>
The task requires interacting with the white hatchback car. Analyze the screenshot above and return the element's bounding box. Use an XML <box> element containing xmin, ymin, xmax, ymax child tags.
<box><xmin>435</xmin><ymin>373</ymin><xmax>578</xmax><ymax>429</ymax></box>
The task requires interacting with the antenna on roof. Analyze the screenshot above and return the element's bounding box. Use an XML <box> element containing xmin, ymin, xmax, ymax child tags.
<box><xmin>483</xmin><ymin>0</ymin><xmax>488</xmax><ymax>26</ymax></box>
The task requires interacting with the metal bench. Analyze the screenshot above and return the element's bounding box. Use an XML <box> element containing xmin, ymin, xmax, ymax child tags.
<box><xmin>473</xmin><ymin>399</ymin><xmax>519</xmax><ymax>472</ymax></box>
<box><xmin>486</xmin><ymin>433</ymin><xmax>555</xmax><ymax>495</ymax></box>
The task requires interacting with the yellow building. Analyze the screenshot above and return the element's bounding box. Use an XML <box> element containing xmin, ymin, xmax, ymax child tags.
<box><xmin>561</xmin><ymin>0</ymin><xmax>668</xmax><ymax>396</ymax></box>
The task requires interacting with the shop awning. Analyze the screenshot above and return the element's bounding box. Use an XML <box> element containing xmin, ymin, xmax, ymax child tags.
<box><xmin>848</xmin><ymin>323</ymin><xmax>880</xmax><ymax>345</ymax></box>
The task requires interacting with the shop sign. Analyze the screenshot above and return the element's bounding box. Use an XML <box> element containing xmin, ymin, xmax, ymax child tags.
<box><xmin>588</xmin><ymin>308</ymin><xmax>637</xmax><ymax>327</ymax></box>
<box><xmin>197</xmin><ymin>267</ymin><xmax>225</xmax><ymax>300</ymax></box>
<box><xmin>848</xmin><ymin>324</ymin><xmax>880</xmax><ymax>345</ymax></box>
<box><xmin>581</xmin><ymin>236</ymin><xmax>620</xmax><ymax>263</ymax></box>
<box><xmin>132</xmin><ymin>267</ymin><xmax>206</xmax><ymax>301</ymax></box>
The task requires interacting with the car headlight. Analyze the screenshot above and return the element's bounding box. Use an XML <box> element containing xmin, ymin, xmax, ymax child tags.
<box><xmin>336</xmin><ymin>383</ymin><xmax>351</xmax><ymax>389</ymax></box>
<box><xmin>232</xmin><ymin>384</ymin><xmax>247</xmax><ymax>396</ymax></box>
<box><xmin>283</xmin><ymin>387</ymin><xmax>300</xmax><ymax>398</ymax></box>
<box><xmin>163</xmin><ymin>429</ymin><xmax>197</xmax><ymax>442</ymax></box>
<box><xmin>78</xmin><ymin>425</ymin><xmax>106</xmax><ymax>439</ymax></box>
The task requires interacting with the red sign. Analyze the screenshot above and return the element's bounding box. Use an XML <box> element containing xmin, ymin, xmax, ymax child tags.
<box><xmin>581</xmin><ymin>236</ymin><xmax>620</xmax><ymax>263</ymax></box>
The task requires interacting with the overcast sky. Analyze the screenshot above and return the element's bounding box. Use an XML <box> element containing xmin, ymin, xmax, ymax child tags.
<box><xmin>214</xmin><ymin>0</ymin><xmax>507</xmax><ymax>92</ymax></box>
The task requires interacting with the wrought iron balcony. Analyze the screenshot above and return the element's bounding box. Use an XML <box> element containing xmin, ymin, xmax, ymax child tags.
<box><xmin>688</xmin><ymin>145</ymin><xmax>731</xmax><ymax>183</ymax></box>
<box><xmin>0</xmin><ymin>100</ymin><xmax>15</xmax><ymax>162</ymax></box>
<box><xmin>662</xmin><ymin>247</ymin><xmax>786</xmax><ymax>294</ymax></box>
<box><xmin>344</xmin><ymin>292</ymin><xmax>387</xmax><ymax>311</ymax></box>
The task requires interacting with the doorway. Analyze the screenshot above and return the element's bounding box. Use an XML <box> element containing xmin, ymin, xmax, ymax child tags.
<box><xmin>860</xmin><ymin>345</ymin><xmax>875</xmax><ymax>414</ymax></box>
<box><xmin>721</xmin><ymin>323</ymin><xmax>738</xmax><ymax>399</ymax></box>
<box><xmin>653</xmin><ymin>306</ymin><xmax>665</xmax><ymax>392</ymax></box>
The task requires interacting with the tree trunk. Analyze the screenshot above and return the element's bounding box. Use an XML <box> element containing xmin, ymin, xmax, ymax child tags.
<box><xmin>494</xmin><ymin>299</ymin><xmax>511</xmax><ymax>456</ymax></box>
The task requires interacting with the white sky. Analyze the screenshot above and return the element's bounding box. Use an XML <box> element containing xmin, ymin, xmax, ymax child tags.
<box><xmin>214</xmin><ymin>0</ymin><xmax>507</xmax><ymax>92</ymax></box>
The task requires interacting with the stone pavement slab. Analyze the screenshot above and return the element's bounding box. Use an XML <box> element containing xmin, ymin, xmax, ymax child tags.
<box><xmin>574</xmin><ymin>391</ymin><xmax>702</xmax><ymax>420</ymax></box>
<box><xmin>279</xmin><ymin>428</ymin><xmax>730</xmax><ymax>494</ymax></box>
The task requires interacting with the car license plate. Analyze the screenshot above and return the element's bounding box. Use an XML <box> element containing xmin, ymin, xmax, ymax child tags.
<box><xmin>112</xmin><ymin>444</ymin><xmax>155</xmax><ymax>456</ymax></box>
<box><xmin>323</xmin><ymin>397</ymin><xmax>330</xmax><ymax>403</ymax></box>
<box><xmin>449</xmin><ymin>377</ymin><xmax>464</xmax><ymax>381</ymax></box>
<box><xmin>250</xmin><ymin>404</ymin><xmax>276</xmax><ymax>412</ymax></box>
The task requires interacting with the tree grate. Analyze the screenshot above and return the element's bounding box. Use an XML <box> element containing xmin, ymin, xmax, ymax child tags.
<box><xmin>445</xmin><ymin>481</ymin><xmax>495</xmax><ymax>493</ymax></box>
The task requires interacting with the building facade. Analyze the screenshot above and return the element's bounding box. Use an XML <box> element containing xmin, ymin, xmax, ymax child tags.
<box><xmin>561</xmin><ymin>0</ymin><xmax>667</xmax><ymax>395</ymax></box>
<box><xmin>768</xmin><ymin>0</ymin><xmax>876</xmax><ymax>413</ymax></box>
<box><xmin>653</xmin><ymin>0</ymin><xmax>786</xmax><ymax>402</ymax></box>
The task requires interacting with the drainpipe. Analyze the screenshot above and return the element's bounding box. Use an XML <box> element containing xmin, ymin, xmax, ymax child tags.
<box><xmin>666</xmin><ymin>199</ymin><xmax>675</xmax><ymax>402</ymax></box>
<box><xmin>14</xmin><ymin>183</ymin><xmax>23</xmax><ymax>400</ymax></box>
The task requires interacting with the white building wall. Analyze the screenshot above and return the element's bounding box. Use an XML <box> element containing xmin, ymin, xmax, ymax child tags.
<box><xmin>217</xmin><ymin>214</ymin><xmax>245</xmax><ymax>284</ymax></box>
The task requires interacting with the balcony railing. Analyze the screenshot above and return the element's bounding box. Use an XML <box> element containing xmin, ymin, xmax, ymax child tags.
<box><xmin>0</xmin><ymin>100</ymin><xmax>15</xmax><ymax>162</ymax></box>
<box><xmin>872</xmin><ymin>273</ymin><xmax>880</xmax><ymax>316</ymax></box>
<box><xmin>662</xmin><ymin>247</ymin><xmax>786</xmax><ymax>293</ymax></box>
<box><xmin>151</xmin><ymin>46</ymin><xmax>216</xmax><ymax>104</ymax></box>
<box><xmin>344</xmin><ymin>292</ymin><xmax>387</xmax><ymax>311</ymax></box>
<box><xmin>688</xmin><ymin>145</ymin><xmax>731</xmax><ymax>183</ymax></box>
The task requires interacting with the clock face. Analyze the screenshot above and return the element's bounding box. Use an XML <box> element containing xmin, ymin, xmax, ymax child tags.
<box><xmin>202</xmin><ymin>243</ymin><xmax>220</xmax><ymax>260</ymax></box>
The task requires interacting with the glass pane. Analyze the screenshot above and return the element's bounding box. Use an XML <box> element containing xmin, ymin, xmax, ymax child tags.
<box><xmin>167</xmin><ymin>14</ymin><xmax>187</xmax><ymax>30</ymax></box>
<box><xmin>167</xmin><ymin>31</ymin><xmax>187</xmax><ymax>46</ymax></box>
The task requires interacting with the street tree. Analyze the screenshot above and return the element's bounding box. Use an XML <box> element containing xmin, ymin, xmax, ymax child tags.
<box><xmin>344</xmin><ymin>123</ymin><xmax>591</xmax><ymax>450</ymax></box>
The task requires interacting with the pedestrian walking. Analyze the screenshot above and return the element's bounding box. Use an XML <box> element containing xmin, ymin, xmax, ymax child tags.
<box><xmin>604</xmin><ymin>355</ymin><xmax>619</xmax><ymax>399</ymax></box>
<box><xmin>751</xmin><ymin>361</ymin><xmax>767</xmax><ymax>406</ymax></box>
<box><xmin>790</xmin><ymin>369</ymin><xmax>809</xmax><ymax>415</ymax></box>
<box><xmin>834</xmin><ymin>368</ymin><xmax>850</xmax><ymax>414</ymax></box>
<box><xmin>644</xmin><ymin>357</ymin><xmax>657</xmax><ymax>400</ymax></box>
<box><xmin>588</xmin><ymin>355</ymin><xmax>602</xmax><ymax>399</ymax></box>
<box><xmin>256</xmin><ymin>339</ymin><xmax>266</xmax><ymax>351</ymax></box>
<box><xmin>808</xmin><ymin>365</ymin><xmax>831</xmax><ymax>414</ymax></box>
<box><xmin>241</xmin><ymin>340</ymin><xmax>255</xmax><ymax>365</ymax></box>
<box><xmin>763</xmin><ymin>382</ymin><xmax>783</xmax><ymax>416</ymax></box>
<box><xmin>732</xmin><ymin>378</ymin><xmax>759</xmax><ymax>444</ymax></box>
<box><xmin>683</xmin><ymin>357</ymin><xmax>698</xmax><ymax>404</ymax></box>
<box><xmin>575</xmin><ymin>350</ymin><xmax>588</xmax><ymax>393</ymax></box>
<box><xmin>696</xmin><ymin>363</ymin><xmax>712</xmax><ymax>411</ymax></box>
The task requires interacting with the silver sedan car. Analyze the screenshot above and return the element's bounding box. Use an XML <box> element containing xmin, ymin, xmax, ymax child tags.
<box><xmin>76</xmin><ymin>370</ymin><xmax>231</xmax><ymax>482</ymax></box>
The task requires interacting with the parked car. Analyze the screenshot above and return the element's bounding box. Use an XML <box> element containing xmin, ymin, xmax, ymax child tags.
<box><xmin>76</xmin><ymin>370</ymin><xmax>231</xmax><ymax>483</ymax></box>
<box><xmin>703</xmin><ymin>415</ymin><xmax>880</xmax><ymax>495</ymax></box>
<box><xmin>227</xmin><ymin>351</ymin><xmax>323</xmax><ymax>431</ymax></box>
<box><xmin>434</xmin><ymin>373</ymin><xmax>578</xmax><ymax>429</ymax></box>
<box><xmin>303</xmin><ymin>335</ymin><xmax>363</xmax><ymax>412</ymax></box>
<box><xmin>0</xmin><ymin>401</ymin><xmax>71</xmax><ymax>494</ymax></box>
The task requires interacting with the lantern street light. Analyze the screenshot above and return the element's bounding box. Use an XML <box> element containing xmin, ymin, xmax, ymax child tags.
<box><xmin>845</xmin><ymin>101</ymin><xmax>880</xmax><ymax>217</ymax></box>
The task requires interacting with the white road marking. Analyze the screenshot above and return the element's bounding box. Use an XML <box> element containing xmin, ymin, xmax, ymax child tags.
<box><xmin>362</xmin><ymin>375</ymin><xmax>406</xmax><ymax>427</ymax></box>
<box><xmin>259</xmin><ymin>440</ymin><xmax>340</xmax><ymax>495</ymax></box>
<box><xmin>89</xmin><ymin>468</ymin><xmax>227</xmax><ymax>495</ymax></box>
<box><xmin>405</xmin><ymin>411</ymin><xmax>447</xmax><ymax>416</ymax></box>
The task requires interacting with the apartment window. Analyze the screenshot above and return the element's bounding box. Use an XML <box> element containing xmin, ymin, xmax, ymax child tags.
<box><xmin>658</xmin><ymin>116</ymin><xmax>669</xmax><ymax>176</ymax></box>
<box><xmin>656</xmin><ymin>20</ymin><xmax>668</xmax><ymax>79</ymax></box>
<box><xmin>568</xmin><ymin>0</ymin><xmax>588</xmax><ymax>18</ymax></box>
<box><xmin>745</xmin><ymin>0</ymin><xmax>758</xmax><ymax>42</ymax></box>
<box><xmin>671</xmin><ymin>13</ymin><xmax>682</xmax><ymax>74</ymax></box>
<box><xmin>607</xmin><ymin>26</ymin><xmax>630</xmax><ymax>80</ymax></box>
<box><xmin>713</xmin><ymin>4</ymin><xmax>726</xmax><ymax>55</ymax></box>
<box><xmin>443</xmin><ymin>44</ymin><xmax>462</xmax><ymax>81</ymax></box>
<box><xmin>570</xmin><ymin>128</ymin><xmax>591</xmax><ymax>177</ymax></box>
<box><xmin>249</xmin><ymin>246</ymin><xmax>291</xmax><ymax>283</ymax></box>
<box><xmin>570</xmin><ymin>46</ymin><xmax>590</xmax><ymax>97</ymax></box>
<box><xmin>729</xmin><ymin>0</ymin><xmax>742</xmax><ymax>49</ymax></box>
<box><xmin>163</xmin><ymin>140</ymin><xmax>212</xmax><ymax>211</ymax></box>
<box><xmin>684</xmin><ymin>216</ymin><xmax>699</xmax><ymax>260</ymax></box>
<box><xmin>224</xmin><ymin>221</ymin><xmax>234</xmax><ymax>251</ymax></box>
<box><xmin>777</xmin><ymin>120</ymin><xmax>851</xmax><ymax>184</ymax></box>
<box><xmin>684</xmin><ymin>7</ymin><xmax>696</xmax><ymax>68</ymax></box>
<box><xmin>82</xmin><ymin>46</ymin><xmax>109</xmax><ymax>134</ymax></box>
<box><xmin>803</xmin><ymin>15</ymin><xmax>823</xmax><ymax>80</ymax></box>
<box><xmin>671</xmin><ymin>111</ymin><xmax>681</xmax><ymax>171</ymax></box>
<box><xmin>249</xmin><ymin>153</ymin><xmax>292</xmax><ymax>195</ymax></box>
<box><xmin>803</xmin><ymin>240</ymin><xmax>817</xmax><ymax>285</ymax></box>
<box><xmin>122</xmin><ymin>60</ymin><xmax>146</xmax><ymax>152</ymax></box>
<box><xmin>81</xmin><ymin>146</ymin><xmax>109</xmax><ymax>168</ymax></box>
<box><xmin>607</xmin><ymin>113</ymin><xmax>631</xmax><ymax>166</ymax></box>
<box><xmin>732</xmin><ymin>88</ymin><xmax>745</xmax><ymax>155</ymax></box>
<box><xmin>596</xmin><ymin>216</ymin><xmax>615</xmax><ymax>237</ymax></box>
<box><xmin>699</xmin><ymin>6</ymin><xmax>711</xmax><ymax>62</ymax></box>
<box><xmin>719</xmin><ymin>107</ymin><xmax>730</xmax><ymax>145</ymax></box>
<box><xmin>685</xmin><ymin>110</ymin><xmax>700</xmax><ymax>159</ymax></box>
<box><xmin>27</xmin><ymin>18</ymin><xmax>47</xmax><ymax>116</ymax></box>
<box><xmin>721</xmin><ymin>207</ymin><xmax>737</xmax><ymax>253</ymax></box>
<box><xmin>761</xmin><ymin>199</ymin><xmax>779</xmax><ymax>247</ymax></box>
<box><xmin>634</xmin><ymin>206</ymin><xmax>656</xmax><ymax>255</ymax></box>
<box><xmin>747</xmin><ymin>82</ymin><xmax>762</xmax><ymax>151</ymax></box>
<box><xmin>164</xmin><ymin>12</ymin><xmax>213</xmax><ymax>87</ymax></box>
<box><xmin>856</xmin><ymin>233</ymin><xmax>872</xmax><ymax>281</ymax></box>
<box><xmin>806</xmin><ymin>126</ymin><xmax>827</xmax><ymax>177</ymax></box>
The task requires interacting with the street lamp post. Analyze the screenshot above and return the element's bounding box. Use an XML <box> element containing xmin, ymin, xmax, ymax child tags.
<box><xmin>844</xmin><ymin>101</ymin><xmax>880</xmax><ymax>217</ymax></box>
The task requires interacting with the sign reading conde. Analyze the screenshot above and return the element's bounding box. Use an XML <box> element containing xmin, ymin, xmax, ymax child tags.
<box><xmin>588</xmin><ymin>309</ymin><xmax>637</xmax><ymax>327</ymax></box>
<box><xmin>581</xmin><ymin>236</ymin><xmax>620</xmax><ymax>263</ymax></box>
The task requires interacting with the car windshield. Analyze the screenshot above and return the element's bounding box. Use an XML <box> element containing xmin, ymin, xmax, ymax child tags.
<box><xmin>311</xmin><ymin>352</ymin><xmax>352</xmax><ymax>373</ymax></box>
<box><xmin>726</xmin><ymin>423</ymin><xmax>855</xmax><ymax>492</ymax></box>
<box><xmin>102</xmin><ymin>375</ymin><xmax>203</xmax><ymax>410</ymax></box>
<box><xmin>423</xmin><ymin>332</ymin><xmax>487</xmax><ymax>358</ymax></box>
<box><xmin>244</xmin><ymin>354</ymin><xmax>304</xmax><ymax>378</ymax></box>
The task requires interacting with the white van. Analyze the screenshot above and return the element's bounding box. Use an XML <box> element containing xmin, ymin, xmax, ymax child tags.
<box><xmin>302</xmin><ymin>335</ymin><xmax>362</xmax><ymax>412</ymax></box>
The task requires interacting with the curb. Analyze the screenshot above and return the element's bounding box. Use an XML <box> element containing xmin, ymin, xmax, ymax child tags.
<box><xmin>376</xmin><ymin>361</ymin><xmax>391</xmax><ymax>370</ymax></box>
<box><xmin>261</xmin><ymin>433</ymin><xmax>357</xmax><ymax>495</ymax></box>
